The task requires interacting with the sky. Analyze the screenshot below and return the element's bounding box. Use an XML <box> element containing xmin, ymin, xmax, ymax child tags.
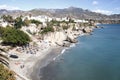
<box><xmin>0</xmin><ymin>0</ymin><xmax>120</xmax><ymax>15</ymax></box>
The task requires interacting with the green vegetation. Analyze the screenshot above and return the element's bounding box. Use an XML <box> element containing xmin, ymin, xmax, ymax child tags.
<box><xmin>62</xmin><ymin>26</ymin><xmax>69</xmax><ymax>30</ymax></box>
<box><xmin>1</xmin><ymin>15</ymin><xmax>14</xmax><ymax>23</ymax></box>
<box><xmin>69</xmin><ymin>18</ymin><xmax>75</xmax><ymax>23</ymax></box>
<box><xmin>48</xmin><ymin>20</ymin><xmax>71</xmax><ymax>30</ymax></box>
<box><xmin>1</xmin><ymin>15</ymin><xmax>43</xmax><ymax>29</ymax></box>
<box><xmin>30</xmin><ymin>19</ymin><xmax>42</xmax><ymax>26</ymax></box>
<box><xmin>0</xmin><ymin>27</ymin><xmax>30</xmax><ymax>46</ymax></box>
<box><xmin>0</xmin><ymin>15</ymin><xmax>78</xmax><ymax>36</ymax></box>
<box><xmin>23</xmin><ymin>18</ymin><xmax>31</xmax><ymax>26</ymax></box>
<box><xmin>40</xmin><ymin>20</ymin><xmax>57</xmax><ymax>34</ymax></box>
<box><xmin>41</xmin><ymin>26</ymin><xmax>54</xmax><ymax>34</ymax></box>
<box><xmin>0</xmin><ymin>64</ymin><xmax>16</xmax><ymax>80</ymax></box>
<box><xmin>14</xmin><ymin>16</ymin><xmax>24</xmax><ymax>29</ymax></box>
<box><xmin>0</xmin><ymin>27</ymin><xmax>4</xmax><ymax>37</ymax></box>
<box><xmin>49</xmin><ymin>20</ymin><xmax>60</xmax><ymax>26</ymax></box>
<box><xmin>14</xmin><ymin>17</ymin><xmax>42</xmax><ymax>28</ymax></box>
<box><xmin>61</xmin><ymin>20</ymin><xmax>69</xmax><ymax>24</ymax></box>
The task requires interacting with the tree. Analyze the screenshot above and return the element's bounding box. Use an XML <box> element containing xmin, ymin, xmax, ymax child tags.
<box><xmin>0</xmin><ymin>64</ymin><xmax>16</xmax><ymax>80</ymax></box>
<box><xmin>41</xmin><ymin>26</ymin><xmax>54</xmax><ymax>34</ymax></box>
<box><xmin>1</xmin><ymin>27</ymin><xmax>30</xmax><ymax>46</ymax></box>
<box><xmin>0</xmin><ymin>27</ymin><xmax>5</xmax><ymax>37</ymax></box>
<box><xmin>69</xmin><ymin>18</ymin><xmax>75</xmax><ymax>23</ymax></box>
<box><xmin>14</xmin><ymin>16</ymin><xmax>23</xmax><ymax>29</ymax></box>
<box><xmin>1</xmin><ymin>15</ymin><xmax>14</xmax><ymax>23</ymax></box>
<box><xmin>23</xmin><ymin>18</ymin><xmax>30</xmax><ymax>26</ymax></box>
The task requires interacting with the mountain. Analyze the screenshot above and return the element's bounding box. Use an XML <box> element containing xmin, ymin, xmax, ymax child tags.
<box><xmin>109</xmin><ymin>14</ymin><xmax>120</xmax><ymax>20</ymax></box>
<box><xmin>0</xmin><ymin>7</ymin><xmax>120</xmax><ymax>20</ymax></box>
<box><xmin>0</xmin><ymin>9</ymin><xmax>25</xmax><ymax>17</ymax></box>
<box><xmin>28</xmin><ymin>7</ymin><xmax>109</xmax><ymax>19</ymax></box>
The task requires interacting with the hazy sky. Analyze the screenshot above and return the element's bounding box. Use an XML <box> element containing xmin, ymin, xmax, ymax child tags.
<box><xmin>0</xmin><ymin>0</ymin><xmax>120</xmax><ymax>14</ymax></box>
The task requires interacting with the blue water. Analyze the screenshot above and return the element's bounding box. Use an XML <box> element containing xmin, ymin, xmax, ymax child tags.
<box><xmin>41</xmin><ymin>24</ymin><xmax>120</xmax><ymax>80</ymax></box>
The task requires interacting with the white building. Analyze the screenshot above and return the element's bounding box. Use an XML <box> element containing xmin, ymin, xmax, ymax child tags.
<box><xmin>74</xmin><ymin>19</ymin><xmax>88</xmax><ymax>23</ymax></box>
<box><xmin>23</xmin><ymin>15</ymin><xmax>52</xmax><ymax>22</ymax></box>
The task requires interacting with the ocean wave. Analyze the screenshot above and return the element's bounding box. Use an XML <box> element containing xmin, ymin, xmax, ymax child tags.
<box><xmin>53</xmin><ymin>48</ymin><xmax>66</xmax><ymax>61</ymax></box>
<box><xmin>61</xmin><ymin>49</ymin><xmax>66</xmax><ymax>54</ymax></box>
<box><xmin>53</xmin><ymin>43</ymin><xmax>77</xmax><ymax>61</ymax></box>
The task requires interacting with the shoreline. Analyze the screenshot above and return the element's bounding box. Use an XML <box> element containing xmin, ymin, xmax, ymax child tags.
<box><xmin>29</xmin><ymin>27</ymin><xmax>99</xmax><ymax>80</ymax></box>
<box><xmin>30</xmin><ymin>36</ymin><xmax>84</xmax><ymax>80</ymax></box>
<box><xmin>30</xmin><ymin>46</ymin><xmax>64</xmax><ymax>80</ymax></box>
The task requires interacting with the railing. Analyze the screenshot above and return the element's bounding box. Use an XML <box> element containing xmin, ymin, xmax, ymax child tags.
<box><xmin>0</xmin><ymin>53</ymin><xmax>9</xmax><ymax>67</ymax></box>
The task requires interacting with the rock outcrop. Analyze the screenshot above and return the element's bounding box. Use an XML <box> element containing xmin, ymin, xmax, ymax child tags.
<box><xmin>66</xmin><ymin>35</ymin><xmax>78</xmax><ymax>43</ymax></box>
<box><xmin>83</xmin><ymin>27</ymin><xmax>93</xmax><ymax>33</ymax></box>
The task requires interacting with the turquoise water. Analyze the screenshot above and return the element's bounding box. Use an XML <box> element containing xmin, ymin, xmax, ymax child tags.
<box><xmin>41</xmin><ymin>24</ymin><xmax>120</xmax><ymax>80</ymax></box>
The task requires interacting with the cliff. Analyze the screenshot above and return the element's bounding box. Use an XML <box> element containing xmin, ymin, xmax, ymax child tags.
<box><xmin>41</xmin><ymin>25</ymin><xmax>92</xmax><ymax>47</ymax></box>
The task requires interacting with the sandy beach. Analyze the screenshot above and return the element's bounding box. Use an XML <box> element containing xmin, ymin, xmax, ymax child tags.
<box><xmin>9</xmin><ymin>40</ymin><xmax>64</xmax><ymax>80</ymax></box>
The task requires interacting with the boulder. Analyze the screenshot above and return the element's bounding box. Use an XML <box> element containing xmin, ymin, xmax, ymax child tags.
<box><xmin>67</xmin><ymin>36</ymin><xmax>78</xmax><ymax>43</ymax></box>
<box><xmin>83</xmin><ymin>27</ymin><xmax>92</xmax><ymax>33</ymax></box>
<box><xmin>55</xmin><ymin>41</ymin><xmax>63</xmax><ymax>46</ymax></box>
<box><xmin>62</xmin><ymin>41</ymin><xmax>71</xmax><ymax>47</ymax></box>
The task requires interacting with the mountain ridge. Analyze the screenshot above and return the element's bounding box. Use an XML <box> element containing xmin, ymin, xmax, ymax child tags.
<box><xmin>0</xmin><ymin>7</ymin><xmax>120</xmax><ymax>20</ymax></box>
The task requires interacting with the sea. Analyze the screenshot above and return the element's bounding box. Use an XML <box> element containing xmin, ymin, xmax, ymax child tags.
<box><xmin>40</xmin><ymin>24</ymin><xmax>120</xmax><ymax>80</ymax></box>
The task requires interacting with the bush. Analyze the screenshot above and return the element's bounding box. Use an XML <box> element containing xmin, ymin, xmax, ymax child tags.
<box><xmin>30</xmin><ymin>19</ymin><xmax>42</xmax><ymax>26</ymax></box>
<box><xmin>62</xmin><ymin>26</ymin><xmax>69</xmax><ymax>30</ymax></box>
<box><xmin>41</xmin><ymin>26</ymin><xmax>54</xmax><ymax>34</ymax></box>
<box><xmin>0</xmin><ymin>64</ymin><xmax>16</xmax><ymax>80</ymax></box>
<box><xmin>1</xmin><ymin>27</ymin><xmax>30</xmax><ymax>46</ymax></box>
<box><xmin>23</xmin><ymin>18</ymin><xmax>30</xmax><ymax>26</ymax></box>
<box><xmin>49</xmin><ymin>20</ymin><xmax>60</xmax><ymax>26</ymax></box>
